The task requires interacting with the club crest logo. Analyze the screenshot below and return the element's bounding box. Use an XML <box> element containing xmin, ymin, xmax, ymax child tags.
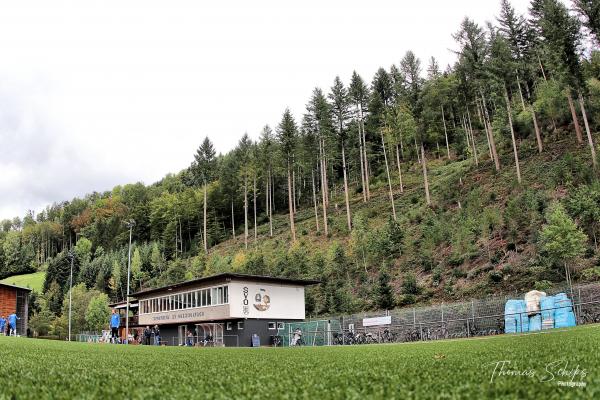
<box><xmin>253</xmin><ymin>288</ymin><xmax>271</xmax><ymax>311</ymax></box>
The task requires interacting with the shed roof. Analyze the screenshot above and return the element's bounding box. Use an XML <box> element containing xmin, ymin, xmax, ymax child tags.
<box><xmin>0</xmin><ymin>282</ymin><xmax>32</xmax><ymax>292</ymax></box>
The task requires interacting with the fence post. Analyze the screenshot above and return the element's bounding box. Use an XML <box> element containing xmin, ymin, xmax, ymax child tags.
<box><xmin>577</xmin><ymin>287</ymin><xmax>582</xmax><ymax>324</ymax></box>
<box><xmin>413</xmin><ymin>308</ymin><xmax>416</xmax><ymax>329</ymax></box>
<box><xmin>466</xmin><ymin>317</ymin><xmax>470</xmax><ymax>338</ymax></box>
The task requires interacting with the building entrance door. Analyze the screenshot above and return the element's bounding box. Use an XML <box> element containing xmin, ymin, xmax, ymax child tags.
<box><xmin>195</xmin><ymin>323</ymin><xmax>224</xmax><ymax>346</ymax></box>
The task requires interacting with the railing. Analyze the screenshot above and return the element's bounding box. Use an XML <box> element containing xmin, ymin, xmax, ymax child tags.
<box><xmin>293</xmin><ymin>298</ymin><xmax>600</xmax><ymax>347</ymax></box>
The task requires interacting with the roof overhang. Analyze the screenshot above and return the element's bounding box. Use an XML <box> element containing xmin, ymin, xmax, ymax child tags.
<box><xmin>131</xmin><ymin>273</ymin><xmax>320</xmax><ymax>298</ymax></box>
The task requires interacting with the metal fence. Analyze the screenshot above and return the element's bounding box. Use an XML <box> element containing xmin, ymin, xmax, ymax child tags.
<box><xmin>295</xmin><ymin>282</ymin><xmax>600</xmax><ymax>346</ymax></box>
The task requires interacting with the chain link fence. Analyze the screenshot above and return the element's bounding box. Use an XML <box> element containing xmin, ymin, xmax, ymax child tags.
<box><xmin>296</xmin><ymin>282</ymin><xmax>600</xmax><ymax>346</ymax></box>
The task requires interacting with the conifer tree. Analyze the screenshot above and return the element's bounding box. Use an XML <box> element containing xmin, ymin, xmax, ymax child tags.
<box><xmin>277</xmin><ymin>109</ymin><xmax>298</xmax><ymax>242</ymax></box>
<box><xmin>192</xmin><ymin>137</ymin><xmax>216</xmax><ymax>252</ymax></box>
<box><xmin>329</xmin><ymin>76</ymin><xmax>353</xmax><ymax>231</ymax></box>
<box><xmin>349</xmin><ymin>72</ymin><xmax>370</xmax><ymax>200</ymax></box>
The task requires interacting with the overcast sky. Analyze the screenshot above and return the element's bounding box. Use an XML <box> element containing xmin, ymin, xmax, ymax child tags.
<box><xmin>0</xmin><ymin>0</ymin><xmax>533</xmax><ymax>220</ymax></box>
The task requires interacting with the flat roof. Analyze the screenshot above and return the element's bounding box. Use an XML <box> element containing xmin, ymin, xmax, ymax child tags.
<box><xmin>131</xmin><ymin>273</ymin><xmax>320</xmax><ymax>298</ymax></box>
<box><xmin>0</xmin><ymin>282</ymin><xmax>32</xmax><ymax>292</ymax></box>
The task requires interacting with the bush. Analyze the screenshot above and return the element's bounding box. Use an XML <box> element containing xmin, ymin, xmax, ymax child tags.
<box><xmin>397</xmin><ymin>294</ymin><xmax>416</xmax><ymax>306</ymax></box>
<box><xmin>580</xmin><ymin>267</ymin><xmax>600</xmax><ymax>282</ymax></box>
<box><xmin>401</xmin><ymin>273</ymin><xmax>420</xmax><ymax>295</ymax></box>
<box><xmin>488</xmin><ymin>271</ymin><xmax>503</xmax><ymax>283</ymax></box>
<box><xmin>534</xmin><ymin>280</ymin><xmax>554</xmax><ymax>291</ymax></box>
<box><xmin>432</xmin><ymin>267</ymin><xmax>442</xmax><ymax>287</ymax></box>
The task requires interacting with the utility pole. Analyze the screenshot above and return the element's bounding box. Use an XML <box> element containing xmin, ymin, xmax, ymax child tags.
<box><xmin>125</xmin><ymin>219</ymin><xmax>135</xmax><ymax>344</ymax></box>
<box><xmin>67</xmin><ymin>251</ymin><xmax>74</xmax><ymax>341</ymax></box>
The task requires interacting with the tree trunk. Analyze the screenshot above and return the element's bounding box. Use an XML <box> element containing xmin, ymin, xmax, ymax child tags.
<box><xmin>359</xmin><ymin>104</ymin><xmax>370</xmax><ymax>200</ymax></box>
<box><xmin>357</xmin><ymin>106</ymin><xmax>367</xmax><ymax>203</ymax></box>
<box><xmin>231</xmin><ymin>201</ymin><xmax>235</xmax><ymax>240</ymax></box>
<box><xmin>396</xmin><ymin>144</ymin><xmax>403</xmax><ymax>193</ymax></box>
<box><xmin>287</xmin><ymin>160</ymin><xmax>296</xmax><ymax>242</ymax></box>
<box><xmin>381</xmin><ymin>133</ymin><xmax>397</xmax><ymax>220</ymax></box>
<box><xmin>244</xmin><ymin>178</ymin><xmax>248</xmax><ymax>249</ymax></box>
<box><xmin>567</xmin><ymin>92</ymin><xmax>583</xmax><ymax>144</ymax></box>
<box><xmin>531</xmin><ymin>106</ymin><xmax>543</xmax><ymax>153</ymax></box>
<box><xmin>442</xmin><ymin>105</ymin><xmax>450</xmax><ymax>159</ymax></box>
<box><xmin>467</xmin><ymin>108</ymin><xmax>478</xmax><ymax>166</ymax></box>
<box><xmin>203</xmin><ymin>184</ymin><xmax>208</xmax><ymax>252</ymax></box>
<box><xmin>538</xmin><ymin>55</ymin><xmax>547</xmax><ymax>82</ymax></box>
<box><xmin>414</xmin><ymin>136</ymin><xmax>421</xmax><ymax>164</ymax></box>
<box><xmin>505</xmin><ymin>90</ymin><xmax>522</xmax><ymax>184</ymax></box>
<box><xmin>478</xmin><ymin>100</ymin><xmax>493</xmax><ymax>160</ymax></box>
<box><xmin>341</xmin><ymin>140</ymin><xmax>352</xmax><ymax>231</ymax></box>
<box><xmin>292</xmin><ymin>168</ymin><xmax>297</xmax><ymax>214</ymax></box>
<box><xmin>253</xmin><ymin>175</ymin><xmax>257</xmax><ymax>241</ymax></box>
<box><xmin>515</xmin><ymin>72</ymin><xmax>526</xmax><ymax>111</ymax></box>
<box><xmin>481</xmin><ymin>92</ymin><xmax>500</xmax><ymax>171</ymax></box>
<box><xmin>421</xmin><ymin>145</ymin><xmax>431</xmax><ymax>206</ymax></box>
<box><xmin>319</xmin><ymin>140</ymin><xmax>328</xmax><ymax>236</ymax></box>
<box><xmin>312</xmin><ymin>168</ymin><xmax>320</xmax><ymax>232</ymax></box>
<box><xmin>579</xmin><ymin>92</ymin><xmax>597</xmax><ymax>168</ymax></box>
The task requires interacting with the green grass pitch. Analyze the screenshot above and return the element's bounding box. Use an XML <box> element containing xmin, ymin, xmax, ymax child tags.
<box><xmin>0</xmin><ymin>325</ymin><xmax>598</xmax><ymax>399</ymax></box>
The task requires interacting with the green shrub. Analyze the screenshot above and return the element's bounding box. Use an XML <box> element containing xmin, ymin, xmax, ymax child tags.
<box><xmin>534</xmin><ymin>280</ymin><xmax>554</xmax><ymax>291</ymax></box>
<box><xmin>488</xmin><ymin>271</ymin><xmax>503</xmax><ymax>283</ymax></box>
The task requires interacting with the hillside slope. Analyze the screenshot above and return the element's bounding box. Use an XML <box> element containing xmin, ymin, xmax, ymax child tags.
<box><xmin>196</xmin><ymin>133</ymin><xmax>599</xmax><ymax>314</ymax></box>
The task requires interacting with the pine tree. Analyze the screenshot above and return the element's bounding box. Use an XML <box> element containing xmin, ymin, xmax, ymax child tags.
<box><xmin>259</xmin><ymin>125</ymin><xmax>275</xmax><ymax>237</ymax></box>
<box><xmin>349</xmin><ymin>71</ymin><xmax>370</xmax><ymax>200</ymax></box>
<box><xmin>237</xmin><ymin>134</ymin><xmax>253</xmax><ymax>249</ymax></box>
<box><xmin>376</xmin><ymin>269</ymin><xmax>395</xmax><ymax>310</ymax></box>
<box><xmin>192</xmin><ymin>137</ymin><xmax>216</xmax><ymax>252</ymax></box>
<box><xmin>304</xmin><ymin>88</ymin><xmax>333</xmax><ymax>235</ymax></box>
<box><xmin>329</xmin><ymin>76</ymin><xmax>352</xmax><ymax>231</ymax></box>
<box><xmin>277</xmin><ymin>108</ymin><xmax>298</xmax><ymax>242</ymax></box>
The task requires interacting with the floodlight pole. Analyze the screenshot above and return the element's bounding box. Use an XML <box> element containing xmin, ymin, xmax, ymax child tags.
<box><xmin>67</xmin><ymin>251</ymin><xmax>74</xmax><ymax>342</ymax></box>
<box><xmin>125</xmin><ymin>220</ymin><xmax>135</xmax><ymax>344</ymax></box>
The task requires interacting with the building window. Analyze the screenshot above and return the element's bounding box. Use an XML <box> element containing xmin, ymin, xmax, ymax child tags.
<box><xmin>268</xmin><ymin>322</ymin><xmax>276</xmax><ymax>330</ymax></box>
<box><xmin>238</xmin><ymin>321</ymin><xmax>244</xmax><ymax>330</ymax></box>
<box><xmin>226</xmin><ymin>322</ymin><xmax>232</xmax><ymax>331</ymax></box>
<box><xmin>277</xmin><ymin>322</ymin><xmax>285</xmax><ymax>330</ymax></box>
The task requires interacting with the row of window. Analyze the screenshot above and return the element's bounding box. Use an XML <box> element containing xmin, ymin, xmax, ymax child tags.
<box><xmin>223</xmin><ymin>321</ymin><xmax>285</xmax><ymax>331</ymax></box>
<box><xmin>139</xmin><ymin>285</ymin><xmax>229</xmax><ymax>315</ymax></box>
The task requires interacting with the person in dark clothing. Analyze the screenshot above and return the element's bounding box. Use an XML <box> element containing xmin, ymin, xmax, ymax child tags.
<box><xmin>143</xmin><ymin>326</ymin><xmax>151</xmax><ymax>345</ymax></box>
<box><xmin>153</xmin><ymin>325</ymin><xmax>161</xmax><ymax>346</ymax></box>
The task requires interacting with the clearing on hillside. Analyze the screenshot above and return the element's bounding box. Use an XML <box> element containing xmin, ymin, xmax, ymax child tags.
<box><xmin>0</xmin><ymin>325</ymin><xmax>598</xmax><ymax>399</ymax></box>
<box><xmin>0</xmin><ymin>271</ymin><xmax>45</xmax><ymax>293</ymax></box>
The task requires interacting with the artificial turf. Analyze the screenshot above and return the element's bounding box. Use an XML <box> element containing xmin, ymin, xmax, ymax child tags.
<box><xmin>0</xmin><ymin>324</ymin><xmax>598</xmax><ymax>399</ymax></box>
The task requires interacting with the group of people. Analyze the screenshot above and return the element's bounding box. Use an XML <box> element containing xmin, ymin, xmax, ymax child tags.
<box><xmin>142</xmin><ymin>325</ymin><xmax>161</xmax><ymax>345</ymax></box>
<box><xmin>108</xmin><ymin>309</ymin><xmax>162</xmax><ymax>345</ymax></box>
<box><xmin>0</xmin><ymin>313</ymin><xmax>20</xmax><ymax>336</ymax></box>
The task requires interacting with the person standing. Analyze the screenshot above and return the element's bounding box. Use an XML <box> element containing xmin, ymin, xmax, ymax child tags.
<box><xmin>0</xmin><ymin>315</ymin><xmax>6</xmax><ymax>336</ymax></box>
<box><xmin>8</xmin><ymin>312</ymin><xmax>19</xmax><ymax>336</ymax></box>
<box><xmin>143</xmin><ymin>326</ymin><xmax>151</xmax><ymax>345</ymax></box>
<box><xmin>109</xmin><ymin>309</ymin><xmax>120</xmax><ymax>344</ymax></box>
<box><xmin>153</xmin><ymin>325</ymin><xmax>161</xmax><ymax>346</ymax></box>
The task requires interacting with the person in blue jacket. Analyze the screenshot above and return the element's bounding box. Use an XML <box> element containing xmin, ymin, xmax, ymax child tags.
<box><xmin>8</xmin><ymin>313</ymin><xmax>19</xmax><ymax>336</ymax></box>
<box><xmin>0</xmin><ymin>315</ymin><xmax>6</xmax><ymax>335</ymax></box>
<box><xmin>109</xmin><ymin>309</ymin><xmax>120</xmax><ymax>344</ymax></box>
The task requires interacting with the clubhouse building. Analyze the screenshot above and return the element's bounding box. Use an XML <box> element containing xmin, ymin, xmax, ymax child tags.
<box><xmin>0</xmin><ymin>282</ymin><xmax>30</xmax><ymax>335</ymax></box>
<box><xmin>124</xmin><ymin>273</ymin><xmax>318</xmax><ymax>347</ymax></box>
